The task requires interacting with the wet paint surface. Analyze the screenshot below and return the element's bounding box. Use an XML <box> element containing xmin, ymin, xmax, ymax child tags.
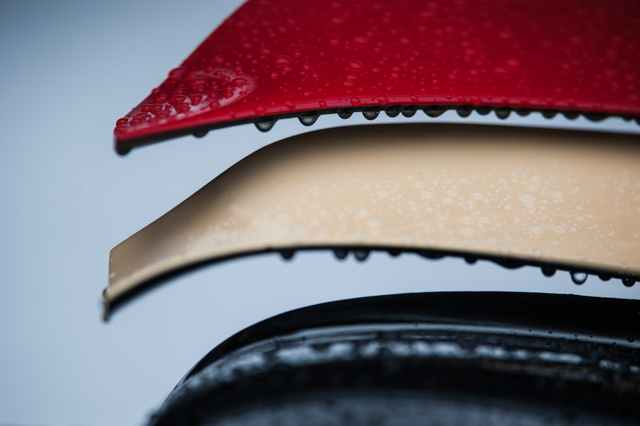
<box><xmin>114</xmin><ymin>0</ymin><xmax>640</xmax><ymax>153</ymax></box>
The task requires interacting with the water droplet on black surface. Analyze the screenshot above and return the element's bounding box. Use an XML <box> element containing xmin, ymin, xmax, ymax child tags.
<box><xmin>385</xmin><ymin>108</ymin><xmax>401</xmax><ymax>118</ymax></box>
<box><xmin>622</xmin><ymin>278</ymin><xmax>636</xmax><ymax>287</ymax></box>
<box><xmin>542</xmin><ymin>110</ymin><xmax>557</xmax><ymax>119</ymax></box>
<box><xmin>193</xmin><ymin>130</ymin><xmax>208</xmax><ymax>138</ymax></box>
<box><xmin>476</xmin><ymin>107</ymin><xmax>491</xmax><ymax>116</ymax></box>
<box><xmin>515</xmin><ymin>109</ymin><xmax>531</xmax><ymax>117</ymax></box>
<box><xmin>562</xmin><ymin>111</ymin><xmax>579</xmax><ymax>120</ymax></box>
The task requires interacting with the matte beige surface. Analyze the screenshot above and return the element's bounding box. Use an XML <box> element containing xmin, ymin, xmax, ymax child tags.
<box><xmin>106</xmin><ymin>124</ymin><xmax>640</xmax><ymax>307</ymax></box>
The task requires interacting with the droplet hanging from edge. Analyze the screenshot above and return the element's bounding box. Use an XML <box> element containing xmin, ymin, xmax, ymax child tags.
<box><xmin>363</xmin><ymin>110</ymin><xmax>379</xmax><ymax>120</ymax></box>
<box><xmin>585</xmin><ymin>113</ymin><xmax>606</xmax><ymax>122</ymax></box>
<box><xmin>299</xmin><ymin>115</ymin><xmax>318</xmax><ymax>126</ymax></box>
<box><xmin>385</xmin><ymin>108</ymin><xmax>401</xmax><ymax>118</ymax></box>
<box><xmin>457</xmin><ymin>106</ymin><xmax>472</xmax><ymax>118</ymax></box>
<box><xmin>388</xmin><ymin>249</ymin><xmax>401</xmax><ymax>257</ymax></box>
<box><xmin>193</xmin><ymin>130</ymin><xmax>208</xmax><ymax>138</ymax></box>
<box><xmin>562</xmin><ymin>111</ymin><xmax>579</xmax><ymax>120</ymax></box>
<box><xmin>338</xmin><ymin>109</ymin><xmax>353</xmax><ymax>119</ymax></box>
<box><xmin>280</xmin><ymin>250</ymin><xmax>295</xmax><ymax>260</ymax></box>
<box><xmin>255</xmin><ymin>119</ymin><xmax>276</xmax><ymax>132</ymax></box>
<box><xmin>424</xmin><ymin>106</ymin><xmax>445</xmax><ymax>117</ymax></box>
<box><xmin>495</xmin><ymin>108</ymin><xmax>511</xmax><ymax>119</ymax></box>
<box><xmin>571</xmin><ymin>271</ymin><xmax>588</xmax><ymax>285</ymax></box>
<box><xmin>464</xmin><ymin>256</ymin><xmax>477</xmax><ymax>264</ymax></box>
<box><xmin>401</xmin><ymin>108</ymin><xmax>417</xmax><ymax>118</ymax></box>
<box><xmin>333</xmin><ymin>249</ymin><xmax>348</xmax><ymax>260</ymax></box>
<box><xmin>598</xmin><ymin>273</ymin><xmax>612</xmax><ymax>281</ymax></box>
<box><xmin>476</xmin><ymin>107</ymin><xmax>491</xmax><ymax>116</ymax></box>
<box><xmin>627</xmin><ymin>337</ymin><xmax>635</xmax><ymax>343</ymax></box>
<box><xmin>354</xmin><ymin>249</ymin><xmax>370</xmax><ymax>261</ymax></box>
<box><xmin>541</xmin><ymin>110</ymin><xmax>557</xmax><ymax>119</ymax></box>
<box><xmin>541</xmin><ymin>265</ymin><xmax>556</xmax><ymax>277</ymax></box>
<box><xmin>622</xmin><ymin>277</ymin><xmax>636</xmax><ymax>287</ymax></box>
<box><xmin>515</xmin><ymin>109</ymin><xmax>531</xmax><ymax>117</ymax></box>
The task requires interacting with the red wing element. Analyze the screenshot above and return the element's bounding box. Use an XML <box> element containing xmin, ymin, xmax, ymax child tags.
<box><xmin>114</xmin><ymin>0</ymin><xmax>640</xmax><ymax>154</ymax></box>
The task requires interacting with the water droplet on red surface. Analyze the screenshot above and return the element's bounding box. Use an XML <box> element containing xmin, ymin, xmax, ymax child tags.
<box><xmin>378</xmin><ymin>96</ymin><xmax>388</xmax><ymax>105</ymax></box>
<box><xmin>319</xmin><ymin>101</ymin><xmax>327</xmax><ymax>108</ymax></box>
<box><xmin>348</xmin><ymin>61</ymin><xmax>363</xmax><ymax>72</ymax></box>
<box><xmin>470</xmin><ymin>96</ymin><xmax>481</xmax><ymax>105</ymax></box>
<box><xmin>284</xmin><ymin>101</ymin><xmax>295</xmax><ymax>110</ymax></box>
<box><xmin>273</xmin><ymin>56</ymin><xmax>291</xmax><ymax>67</ymax></box>
<box><xmin>350</xmin><ymin>97</ymin><xmax>361</xmax><ymax>106</ymax></box>
<box><xmin>255</xmin><ymin>105</ymin><xmax>267</xmax><ymax>116</ymax></box>
<box><xmin>116</xmin><ymin>118</ymin><xmax>128</xmax><ymax>126</ymax></box>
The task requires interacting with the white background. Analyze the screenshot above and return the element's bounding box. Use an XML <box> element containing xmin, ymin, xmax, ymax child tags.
<box><xmin>1</xmin><ymin>1</ymin><xmax>639</xmax><ymax>425</ymax></box>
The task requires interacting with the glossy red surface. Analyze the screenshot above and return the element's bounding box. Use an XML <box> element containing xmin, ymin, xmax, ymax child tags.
<box><xmin>114</xmin><ymin>0</ymin><xmax>640</xmax><ymax>153</ymax></box>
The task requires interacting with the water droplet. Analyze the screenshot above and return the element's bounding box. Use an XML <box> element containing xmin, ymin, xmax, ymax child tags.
<box><xmin>280</xmin><ymin>249</ymin><xmax>295</xmax><ymax>260</ymax></box>
<box><xmin>533</xmin><ymin>248</ymin><xmax>542</xmax><ymax>257</ymax></box>
<box><xmin>350</xmin><ymin>97</ymin><xmax>361</xmax><ymax>106</ymax></box>
<box><xmin>193</xmin><ymin>130</ymin><xmax>208</xmax><ymax>138</ymax></box>
<box><xmin>334</xmin><ymin>249</ymin><xmax>348</xmax><ymax>260</ymax></box>
<box><xmin>299</xmin><ymin>115</ymin><xmax>318</xmax><ymax>126</ymax></box>
<box><xmin>377</xmin><ymin>189</ymin><xmax>390</xmax><ymax>197</ymax></box>
<box><xmin>378</xmin><ymin>96</ymin><xmax>388</xmax><ymax>105</ymax></box>
<box><xmin>274</xmin><ymin>56</ymin><xmax>291</xmax><ymax>67</ymax></box>
<box><xmin>363</xmin><ymin>184</ymin><xmax>371</xmax><ymax>190</ymax></box>
<box><xmin>357</xmin><ymin>207</ymin><xmax>370</xmax><ymax>217</ymax></box>
<box><xmin>519</xmin><ymin>192</ymin><xmax>536</xmax><ymax>202</ymax></box>
<box><xmin>255</xmin><ymin>119</ymin><xmax>276</xmax><ymax>132</ymax></box>
<box><xmin>348</xmin><ymin>61</ymin><xmax>363</xmax><ymax>72</ymax></box>
<box><xmin>255</xmin><ymin>105</ymin><xmax>267</xmax><ymax>116</ymax></box>
<box><xmin>446</xmin><ymin>189</ymin><xmax>458</xmax><ymax>196</ymax></box>
<box><xmin>551</xmin><ymin>190</ymin><xmax>563</xmax><ymax>199</ymax></box>
<box><xmin>571</xmin><ymin>272</ymin><xmax>588</xmax><ymax>285</ymax></box>
<box><xmin>442</xmin><ymin>196</ymin><xmax>453</xmax><ymax>203</ymax></box>
<box><xmin>531</xmin><ymin>224</ymin><xmax>544</xmax><ymax>234</ymax></box>
<box><xmin>627</xmin><ymin>337</ymin><xmax>635</xmax><ymax>343</ymax></box>
<box><xmin>414</xmin><ymin>180</ymin><xmax>424</xmax><ymax>187</ymax></box>
<box><xmin>424</xmin><ymin>106</ymin><xmax>445</xmax><ymax>117</ymax></box>
<box><xmin>461</xmin><ymin>225</ymin><xmax>475</xmax><ymax>235</ymax></box>
<box><xmin>471</xmin><ymin>192</ymin><xmax>484</xmax><ymax>199</ymax></box>
<box><xmin>485</xmin><ymin>236</ymin><xmax>498</xmax><ymax>245</ymax></box>
<box><xmin>402</xmin><ymin>108</ymin><xmax>417</xmax><ymax>118</ymax></box>
<box><xmin>354</xmin><ymin>249</ymin><xmax>369</xmax><ymax>261</ymax></box>
<box><xmin>421</xmin><ymin>189</ymin><xmax>434</xmax><ymax>199</ymax></box>
<box><xmin>479</xmin><ymin>215</ymin><xmax>491</xmax><ymax>224</ymax></box>
<box><xmin>495</xmin><ymin>108</ymin><xmax>511</xmax><ymax>119</ymax></box>
<box><xmin>552</xmin><ymin>224</ymin><xmax>566</xmax><ymax>233</ymax></box>
<box><xmin>338</xmin><ymin>109</ymin><xmax>353</xmax><ymax>119</ymax></box>
<box><xmin>623</xmin><ymin>278</ymin><xmax>636</xmax><ymax>287</ymax></box>
<box><xmin>363</xmin><ymin>110</ymin><xmax>379</xmax><ymax>120</ymax></box>
<box><xmin>541</xmin><ymin>265</ymin><xmax>556</xmax><ymax>277</ymax></box>
<box><xmin>459</xmin><ymin>214</ymin><xmax>474</xmax><ymax>224</ymax></box>
<box><xmin>457</xmin><ymin>106</ymin><xmax>472</xmax><ymax>117</ymax></box>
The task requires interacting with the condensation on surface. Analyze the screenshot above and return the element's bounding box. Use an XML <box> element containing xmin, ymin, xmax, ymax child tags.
<box><xmin>107</xmin><ymin>124</ymin><xmax>640</xmax><ymax>303</ymax></box>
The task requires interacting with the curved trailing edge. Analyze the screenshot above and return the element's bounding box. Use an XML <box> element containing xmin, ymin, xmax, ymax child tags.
<box><xmin>113</xmin><ymin>0</ymin><xmax>640</xmax><ymax>154</ymax></box>
<box><xmin>103</xmin><ymin>124</ymin><xmax>640</xmax><ymax>319</ymax></box>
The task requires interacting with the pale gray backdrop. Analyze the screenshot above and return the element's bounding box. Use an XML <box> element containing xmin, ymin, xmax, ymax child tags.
<box><xmin>1</xmin><ymin>1</ymin><xmax>639</xmax><ymax>425</ymax></box>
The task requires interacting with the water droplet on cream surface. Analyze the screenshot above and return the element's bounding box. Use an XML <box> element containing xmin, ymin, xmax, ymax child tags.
<box><xmin>377</xmin><ymin>189</ymin><xmax>390</xmax><ymax>197</ymax></box>
<box><xmin>551</xmin><ymin>190</ymin><xmax>564</xmax><ymax>199</ymax></box>
<box><xmin>571</xmin><ymin>272</ymin><xmax>588</xmax><ymax>284</ymax></box>
<box><xmin>519</xmin><ymin>192</ymin><xmax>536</xmax><ymax>202</ymax></box>
<box><xmin>414</xmin><ymin>180</ymin><xmax>424</xmax><ymax>187</ymax></box>
<box><xmin>552</xmin><ymin>224</ymin><xmax>566</xmax><ymax>233</ymax></box>
<box><xmin>531</xmin><ymin>224</ymin><xmax>544</xmax><ymax>234</ymax></box>
<box><xmin>471</xmin><ymin>192</ymin><xmax>484</xmax><ymax>199</ymax></box>
<box><xmin>420</xmin><ymin>189</ymin><xmax>434</xmax><ymax>198</ymax></box>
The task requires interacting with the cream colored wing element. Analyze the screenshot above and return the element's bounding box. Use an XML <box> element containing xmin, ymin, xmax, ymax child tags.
<box><xmin>105</xmin><ymin>124</ymin><xmax>640</xmax><ymax>317</ymax></box>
